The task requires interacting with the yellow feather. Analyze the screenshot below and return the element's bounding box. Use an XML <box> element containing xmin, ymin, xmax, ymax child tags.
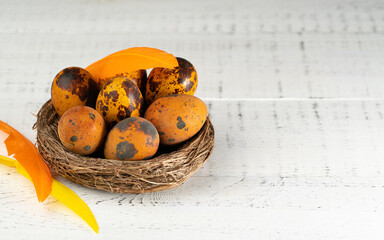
<box><xmin>0</xmin><ymin>155</ymin><xmax>99</xmax><ymax>233</ymax></box>
<box><xmin>49</xmin><ymin>177</ymin><xmax>100</xmax><ymax>233</ymax></box>
<box><xmin>0</xmin><ymin>155</ymin><xmax>16</xmax><ymax>167</ymax></box>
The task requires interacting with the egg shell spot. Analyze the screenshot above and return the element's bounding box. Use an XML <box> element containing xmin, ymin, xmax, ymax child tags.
<box><xmin>116</xmin><ymin>141</ymin><xmax>138</xmax><ymax>160</ymax></box>
<box><xmin>176</xmin><ymin>116</ymin><xmax>186</xmax><ymax>129</ymax></box>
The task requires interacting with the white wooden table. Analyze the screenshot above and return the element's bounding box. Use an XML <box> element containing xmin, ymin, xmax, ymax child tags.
<box><xmin>1</xmin><ymin>0</ymin><xmax>384</xmax><ymax>239</ymax></box>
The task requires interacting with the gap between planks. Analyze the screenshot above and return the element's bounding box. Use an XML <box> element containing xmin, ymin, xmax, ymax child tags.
<box><xmin>201</xmin><ymin>97</ymin><xmax>384</xmax><ymax>101</ymax></box>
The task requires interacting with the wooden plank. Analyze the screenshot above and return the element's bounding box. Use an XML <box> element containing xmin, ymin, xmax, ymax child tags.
<box><xmin>1</xmin><ymin>99</ymin><xmax>384</xmax><ymax>238</ymax></box>
<box><xmin>1</xmin><ymin>32</ymin><xmax>384</xmax><ymax>99</ymax></box>
<box><xmin>1</xmin><ymin>0</ymin><xmax>383</xmax><ymax>34</ymax></box>
<box><xmin>0</xmin><ymin>0</ymin><xmax>384</xmax><ymax>99</ymax></box>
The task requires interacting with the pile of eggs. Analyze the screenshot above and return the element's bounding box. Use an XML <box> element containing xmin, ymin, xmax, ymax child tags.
<box><xmin>51</xmin><ymin>58</ymin><xmax>208</xmax><ymax>161</ymax></box>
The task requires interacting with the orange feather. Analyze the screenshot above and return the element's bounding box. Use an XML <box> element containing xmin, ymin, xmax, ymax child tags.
<box><xmin>0</xmin><ymin>121</ymin><xmax>52</xmax><ymax>202</ymax></box>
<box><xmin>86</xmin><ymin>47</ymin><xmax>179</xmax><ymax>84</ymax></box>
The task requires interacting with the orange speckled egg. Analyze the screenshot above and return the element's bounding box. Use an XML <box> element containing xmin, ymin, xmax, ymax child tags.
<box><xmin>51</xmin><ymin>67</ymin><xmax>96</xmax><ymax>116</ymax></box>
<box><xmin>97</xmin><ymin>70</ymin><xmax>147</xmax><ymax>95</ymax></box>
<box><xmin>144</xmin><ymin>94</ymin><xmax>207</xmax><ymax>145</ymax></box>
<box><xmin>145</xmin><ymin>57</ymin><xmax>198</xmax><ymax>105</ymax></box>
<box><xmin>104</xmin><ymin>117</ymin><xmax>159</xmax><ymax>160</ymax></box>
<box><xmin>58</xmin><ymin>106</ymin><xmax>107</xmax><ymax>155</ymax></box>
<box><xmin>96</xmin><ymin>77</ymin><xmax>145</xmax><ymax>128</ymax></box>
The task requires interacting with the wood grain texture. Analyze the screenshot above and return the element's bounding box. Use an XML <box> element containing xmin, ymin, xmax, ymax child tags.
<box><xmin>0</xmin><ymin>0</ymin><xmax>384</xmax><ymax>99</ymax></box>
<box><xmin>1</xmin><ymin>0</ymin><xmax>384</xmax><ymax>239</ymax></box>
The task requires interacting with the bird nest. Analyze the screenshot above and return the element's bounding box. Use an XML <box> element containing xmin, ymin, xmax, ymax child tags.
<box><xmin>33</xmin><ymin>100</ymin><xmax>214</xmax><ymax>193</ymax></box>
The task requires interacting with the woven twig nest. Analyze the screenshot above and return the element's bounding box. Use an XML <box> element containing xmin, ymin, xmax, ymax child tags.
<box><xmin>34</xmin><ymin>100</ymin><xmax>214</xmax><ymax>193</ymax></box>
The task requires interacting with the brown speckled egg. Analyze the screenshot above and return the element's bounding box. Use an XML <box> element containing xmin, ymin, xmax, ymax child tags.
<box><xmin>97</xmin><ymin>70</ymin><xmax>147</xmax><ymax>95</ymax></box>
<box><xmin>145</xmin><ymin>57</ymin><xmax>198</xmax><ymax>105</ymax></box>
<box><xmin>96</xmin><ymin>77</ymin><xmax>145</xmax><ymax>128</ymax></box>
<box><xmin>51</xmin><ymin>67</ymin><xmax>96</xmax><ymax>116</ymax></box>
<box><xmin>58</xmin><ymin>106</ymin><xmax>106</xmax><ymax>155</ymax></box>
<box><xmin>104</xmin><ymin>117</ymin><xmax>159</xmax><ymax>160</ymax></box>
<box><xmin>144</xmin><ymin>94</ymin><xmax>207</xmax><ymax>145</ymax></box>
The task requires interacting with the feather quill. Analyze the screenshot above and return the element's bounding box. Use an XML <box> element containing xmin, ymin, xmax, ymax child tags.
<box><xmin>86</xmin><ymin>47</ymin><xmax>179</xmax><ymax>84</ymax></box>
<box><xmin>0</xmin><ymin>121</ymin><xmax>52</xmax><ymax>202</ymax></box>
